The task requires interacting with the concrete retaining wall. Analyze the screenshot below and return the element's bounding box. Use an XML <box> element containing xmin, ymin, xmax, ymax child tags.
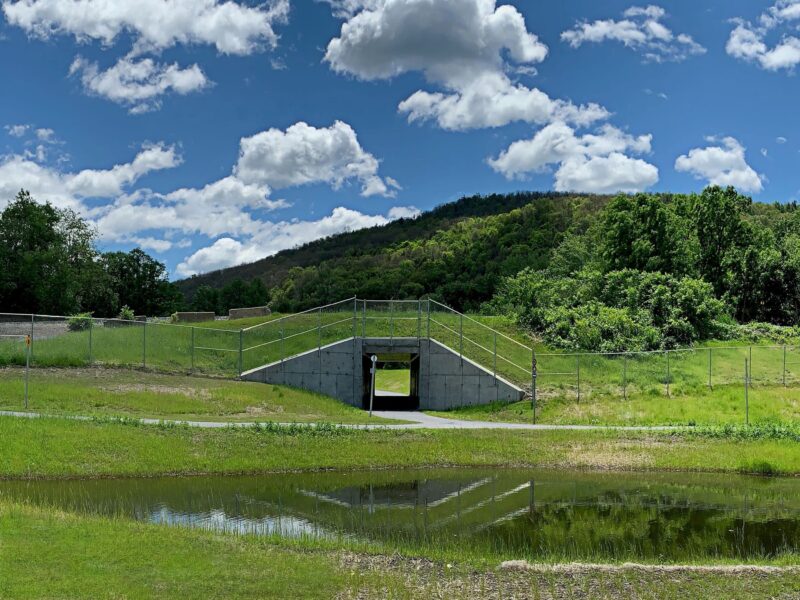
<box><xmin>174</xmin><ymin>312</ymin><xmax>215</xmax><ymax>323</ymax></box>
<box><xmin>241</xmin><ymin>336</ymin><xmax>524</xmax><ymax>410</ymax></box>
<box><xmin>229</xmin><ymin>306</ymin><xmax>271</xmax><ymax>320</ymax></box>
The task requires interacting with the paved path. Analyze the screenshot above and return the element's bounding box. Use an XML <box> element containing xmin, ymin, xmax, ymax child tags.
<box><xmin>0</xmin><ymin>409</ymin><xmax>681</xmax><ymax>431</ymax></box>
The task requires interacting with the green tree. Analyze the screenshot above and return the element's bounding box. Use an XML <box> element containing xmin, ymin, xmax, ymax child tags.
<box><xmin>193</xmin><ymin>285</ymin><xmax>220</xmax><ymax>314</ymax></box>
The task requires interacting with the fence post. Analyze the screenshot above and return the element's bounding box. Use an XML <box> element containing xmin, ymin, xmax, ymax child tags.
<box><xmin>708</xmin><ymin>347</ymin><xmax>712</xmax><ymax>389</ymax></box>
<box><xmin>576</xmin><ymin>354</ymin><xmax>581</xmax><ymax>403</ymax></box>
<box><xmin>88</xmin><ymin>320</ymin><xmax>93</xmax><ymax>365</ymax></box>
<box><xmin>426</xmin><ymin>300</ymin><xmax>431</xmax><ymax>339</ymax></box>
<box><xmin>622</xmin><ymin>354</ymin><xmax>628</xmax><ymax>401</ymax></box>
<box><xmin>417</xmin><ymin>300</ymin><xmax>422</xmax><ymax>339</ymax></box>
<box><xmin>783</xmin><ymin>345</ymin><xmax>787</xmax><ymax>387</ymax></box>
<box><xmin>29</xmin><ymin>314</ymin><xmax>34</xmax><ymax>363</ymax></box>
<box><xmin>190</xmin><ymin>327</ymin><xmax>195</xmax><ymax>372</ymax></box>
<box><xmin>493</xmin><ymin>330</ymin><xmax>498</xmax><ymax>378</ymax></box>
<box><xmin>745</xmin><ymin>358</ymin><xmax>749</xmax><ymax>426</ymax></box>
<box><xmin>362</xmin><ymin>300</ymin><xmax>367</xmax><ymax>337</ymax></box>
<box><xmin>532</xmin><ymin>356</ymin><xmax>537</xmax><ymax>425</ymax></box>
<box><xmin>142</xmin><ymin>320</ymin><xmax>147</xmax><ymax>369</ymax></box>
<box><xmin>238</xmin><ymin>329</ymin><xmax>244</xmax><ymax>376</ymax></box>
<box><xmin>353</xmin><ymin>298</ymin><xmax>358</xmax><ymax>338</ymax></box>
<box><xmin>24</xmin><ymin>334</ymin><xmax>30</xmax><ymax>409</ymax></box>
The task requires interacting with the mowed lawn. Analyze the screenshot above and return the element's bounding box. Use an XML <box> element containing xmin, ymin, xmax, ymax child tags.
<box><xmin>0</xmin><ymin>367</ymin><xmax>398</xmax><ymax>424</ymax></box>
<box><xmin>374</xmin><ymin>368</ymin><xmax>411</xmax><ymax>395</ymax></box>
<box><xmin>428</xmin><ymin>383</ymin><xmax>800</xmax><ymax>426</ymax></box>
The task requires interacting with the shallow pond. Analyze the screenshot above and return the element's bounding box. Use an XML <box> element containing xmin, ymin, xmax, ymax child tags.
<box><xmin>3</xmin><ymin>469</ymin><xmax>800</xmax><ymax>562</ymax></box>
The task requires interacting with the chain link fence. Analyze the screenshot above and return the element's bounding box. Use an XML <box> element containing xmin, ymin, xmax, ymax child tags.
<box><xmin>3</xmin><ymin>302</ymin><xmax>800</xmax><ymax>425</ymax></box>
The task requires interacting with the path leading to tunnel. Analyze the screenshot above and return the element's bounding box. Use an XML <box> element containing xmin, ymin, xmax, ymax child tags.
<box><xmin>0</xmin><ymin>409</ymin><xmax>681</xmax><ymax>431</ymax></box>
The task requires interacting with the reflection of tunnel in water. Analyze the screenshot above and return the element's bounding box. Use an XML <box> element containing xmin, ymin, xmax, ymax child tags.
<box><xmin>4</xmin><ymin>469</ymin><xmax>800</xmax><ymax>561</ymax></box>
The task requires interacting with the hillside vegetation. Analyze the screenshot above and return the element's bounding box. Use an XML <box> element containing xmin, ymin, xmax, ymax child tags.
<box><xmin>179</xmin><ymin>186</ymin><xmax>800</xmax><ymax>352</ymax></box>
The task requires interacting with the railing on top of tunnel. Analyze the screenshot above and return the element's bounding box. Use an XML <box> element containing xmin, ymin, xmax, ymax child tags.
<box><xmin>239</xmin><ymin>298</ymin><xmax>537</xmax><ymax>392</ymax></box>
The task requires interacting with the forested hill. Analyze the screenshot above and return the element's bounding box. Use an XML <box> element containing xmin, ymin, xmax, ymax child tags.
<box><xmin>175</xmin><ymin>191</ymin><xmax>607</xmax><ymax>307</ymax></box>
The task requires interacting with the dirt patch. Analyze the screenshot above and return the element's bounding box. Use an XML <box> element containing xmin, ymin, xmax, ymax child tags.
<box><xmin>336</xmin><ymin>552</ymin><xmax>800</xmax><ymax>599</ymax></box>
<box><xmin>564</xmin><ymin>437</ymin><xmax>676</xmax><ymax>470</ymax></box>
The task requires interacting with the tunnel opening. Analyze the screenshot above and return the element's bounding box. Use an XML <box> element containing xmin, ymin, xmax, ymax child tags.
<box><xmin>362</xmin><ymin>351</ymin><xmax>420</xmax><ymax>411</ymax></box>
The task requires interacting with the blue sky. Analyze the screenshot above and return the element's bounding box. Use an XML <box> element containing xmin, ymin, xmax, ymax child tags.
<box><xmin>1</xmin><ymin>0</ymin><xmax>799</xmax><ymax>279</ymax></box>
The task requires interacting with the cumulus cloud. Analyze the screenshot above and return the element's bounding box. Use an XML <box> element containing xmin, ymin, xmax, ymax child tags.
<box><xmin>2</xmin><ymin>0</ymin><xmax>289</xmax><ymax>55</ymax></box>
<box><xmin>561</xmin><ymin>5</ymin><xmax>706</xmax><ymax>63</ymax></box>
<box><xmin>0</xmin><ymin>142</ymin><xmax>180</xmax><ymax>211</ymax></box>
<box><xmin>234</xmin><ymin>121</ymin><xmax>398</xmax><ymax>197</ymax></box>
<box><xmin>69</xmin><ymin>56</ymin><xmax>210</xmax><ymax>114</ymax></box>
<box><xmin>675</xmin><ymin>137</ymin><xmax>764</xmax><ymax>193</ymax></box>
<box><xmin>324</xmin><ymin>0</ymin><xmax>607</xmax><ymax>131</ymax></box>
<box><xmin>0</xmin><ymin>119</ymin><xmax>402</xmax><ymax>273</ymax></box>
<box><xmin>5</xmin><ymin>124</ymin><xmax>29</xmax><ymax>137</ymax></box>
<box><xmin>175</xmin><ymin>205</ymin><xmax>418</xmax><ymax>276</ymax></box>
<box><xmin>487</xmin><ymin>122</ymin><xmax>658</xmax><ymax>193</ymax></box>
<box><xmin>727</xmin><ymin>1</ymin><xmax>800</xmax><ymax>71</ymax></box>
<box><xmin>3</xmin><ymin>0</ymin><xmax>288</xmax><ymax>109</ymax></box>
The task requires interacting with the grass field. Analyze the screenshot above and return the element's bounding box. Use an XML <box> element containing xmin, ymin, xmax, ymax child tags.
<box><xmin>374</xmin><ymin>368</ymin><xmax>411</xmax><ymax>395</ymax></box>
<box><xmin>3</xmin><ymin>415</ymin><xmax>800</xmax><ymax>479</ymax></box>
<box><xmin>3</xmin><ymin>501</ymin><xmax>796</xmax><ymax>599</ymax></box>
<box><xmin>0</xmin><ymin>367</ymin><xmax>400</xmax><ymax>424</ymax></box>
<box><xmin>429</xmin><ymin>382</ymin><xmax>800</xmax><ymax>426</ymax></box>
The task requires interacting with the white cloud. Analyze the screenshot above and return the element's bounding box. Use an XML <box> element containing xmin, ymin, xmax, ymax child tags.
<box><xmin>35</xmin><ymin>127</ymin><xmax>54</xmax><ymax>142</ymax></box>
<box><xmin>175</xmin><ymin>205</ymin><xmax>418</xmax><ymax>276</ymax></box>
<box><xmin>777</xmin><ymin>136</ymin><xmax>788</xmax><ymax>144</ymax></box>
<box><xmin>675</xmin><ymin>137</ymin><xmax>764</xmax><ymax>193</ymax></box>
<box><xmin>398</xmin><ymin>71</ymin><xmax>608</xmax><ymax>131</ymax></box>
<box><xmin>561</xmin><ymin>5</ymin><xmax>705</xmax><ymax>63</ymax></box>
<box><xmin>69</xmin><ymin>56</ymin><xmax>210</xmax><ymax>114</ymax></box>
<box><xmin>727</xmin><ymin>1</ymin><xmax>800</xmax><ymax>71</ymax></box>
<box><xmin>5</xmin><ymin>124</ymin><xmax>29</xmax><ymax>137</ymax></box>
<box><xmin>0</xmin><ymin>142</ymin><xmax>180</xmax><ymax>210</ymax></box>
<box><xmin>234</xmin><ymin>121</ymin><xmax>397</xmax><ymax>197</ymax></box>
<box><xmin>324</xmin><ymin>0</ymin><xmax>607</xmax><ymax>131</ymax></box>
<box><xmin>3</xmin><ymin>0</ymin><xmax>288</xmax><ymax>110</ymax></box>
<box><xmin>487</xmin><ymin>122</ymin><xmax>658</xmax><ymax>193</ymax></box>
<box><xmin>2</xmin><ymin>0</ymin><xmax>290</xmax><ymax>55</ymax></box>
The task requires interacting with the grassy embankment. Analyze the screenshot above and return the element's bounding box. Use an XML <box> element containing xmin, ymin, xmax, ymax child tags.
<box><xmin>0</xmin><ymin>368</ymin><xmax>400</xmax><ymax>424</ymax></box>
<box><xmin>3</xmin><ymin>501</ymin><xmax>797</xmax><ymax>599</ymax></box>
<box><xmin>374</xmin><ymin>368</ymin><xmax>411</xmax><ymax>395</ymax></box>
<box><xmin>3</xmin><ymin>416</ymin><xmax>800</xmax><ymax>479</ymax></box>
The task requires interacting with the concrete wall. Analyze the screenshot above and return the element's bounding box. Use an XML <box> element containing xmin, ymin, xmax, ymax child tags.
<box><xmin>241</xmin><ymin>337</ymin><xmax>363</xmax><ymax>407</ymax></box>
<box><xmin>241</xmin><ymin>336</ymin><xmax>524</xmax><ymax>410</ymax></box>
<box><xmin>229</xmin><ymin>306</ymin><xmax>271</xmax><ymax>320</ymax></box>
<box><xmin>175</xmin><ymin>312</ymin><xmax>215</xmax><ymax>323</ymax></box>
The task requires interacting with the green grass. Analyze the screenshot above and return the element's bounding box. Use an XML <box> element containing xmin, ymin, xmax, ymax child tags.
<box><xmin>375</xmin><ymin>368</ymin><xmax>411</xmax><ymax>395</ymax></box>
<box><xmin>0</xmin><ymin>501</ymin><xmax>374</xmax><ymax>599</ymax></box>
<box><xmin>428</xmin><ymin>382</ymin><xmax>800</xmax><ymax>426</ymax></box>
<box><xmin>6</xmin><ymin>416</ymin><xmax>800</xmax><ymax>479</ymax></box>
<box><xmin>0</xmin><ymin>367</ymin><xmax>400</xmax><ymax>424</ymax></box>
<box><xmin>4</xmin><ymin>501</ymin><xmax>797</xmax><ymax>599</ymax></box>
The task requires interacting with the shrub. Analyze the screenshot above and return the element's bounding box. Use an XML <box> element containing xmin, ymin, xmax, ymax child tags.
<box><xmin>117</xmin><ymin>305</ymin><xmax>135</xmax><ymax>321</ymax></box>
<box><xmin>67</xmin><ymin>312</ymin><xmax>93</xmax><ymax>332</ymax></box>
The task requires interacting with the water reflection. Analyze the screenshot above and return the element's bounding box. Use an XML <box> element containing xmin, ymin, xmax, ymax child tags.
<box><xmin>3</xmin><ymin>469</ymin><xmax>800</xmax><ymax>561</ymax></box>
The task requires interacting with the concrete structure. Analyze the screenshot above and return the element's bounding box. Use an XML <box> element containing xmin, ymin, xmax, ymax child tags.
<box><xmin>229</xmin><ymin>306</ymin><xmax>271</xmax><ymax>320</ymax></box>
<box><xmin>174</xmin><ymin>311</ymin><xmax>215</xmax><ymax>323</ymax></box>
<box><xmin>240</xmin><ymin>336</ymin><xmax>524</xmax><ymax>410</ymax></box>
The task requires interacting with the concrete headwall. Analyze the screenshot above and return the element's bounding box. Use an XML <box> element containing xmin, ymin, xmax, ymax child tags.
<box><xmin>229</xmin><ymin>306</ymin><xmax>271</xmax><ymax>320</ymax></box>
<box><xmin>240</xmin><ymin>336</ymin><xmax>524</xmax><ymax>410</ymax></box>
<box><xmin>175</xmin><ymin>312</ymin><xmax>215</xmax><ymax>323</ymax></box>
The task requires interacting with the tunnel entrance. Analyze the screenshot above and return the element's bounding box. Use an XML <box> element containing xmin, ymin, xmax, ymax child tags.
<box><xmin>362</xmin><ymin>352</ymin><xmax>420</xmax><ymax>411</ymax></box>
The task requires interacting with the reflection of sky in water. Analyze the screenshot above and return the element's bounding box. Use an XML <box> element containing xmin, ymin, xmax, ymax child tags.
<box><xmin>148</xmin><ymin>504</ymin><xmax>330</xmax><ymax>538</ymax></box>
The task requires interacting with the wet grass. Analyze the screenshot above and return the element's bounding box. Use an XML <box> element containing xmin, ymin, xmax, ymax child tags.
<box><xmin>0</xmin><ymin>367</ymin><xmax>400</xmax><ymax>424</ymax></box>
